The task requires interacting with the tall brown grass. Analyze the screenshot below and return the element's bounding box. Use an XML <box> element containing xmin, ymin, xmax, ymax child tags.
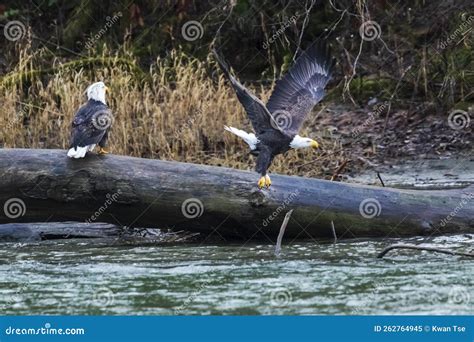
<box><xmin>0</xmin><ymin>46</ymin><xmax>343</xmax><ymax>179</ymax></box>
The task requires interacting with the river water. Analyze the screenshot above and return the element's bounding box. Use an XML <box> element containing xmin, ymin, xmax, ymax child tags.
<box><xmin>0</xmin><ymin>235</ymin><xmax>472</xmax><ymax>315</ymax></box>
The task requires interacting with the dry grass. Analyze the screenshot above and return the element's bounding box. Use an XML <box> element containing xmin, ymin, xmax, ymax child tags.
<box><xmin>0</xmin><ymin>46</ymin><xmax>343</xmax><ymax>179</ymax></box>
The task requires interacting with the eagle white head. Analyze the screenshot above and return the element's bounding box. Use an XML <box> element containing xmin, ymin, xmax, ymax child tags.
<box><xmin>86</xmin><ymin>82</ymin><xmax>108</xmax><ymax>105</ymax></box>
<box><xmin>290</xmin><ymin>135</ymin><xmax>319</xmax><ymax>149</ymax></box>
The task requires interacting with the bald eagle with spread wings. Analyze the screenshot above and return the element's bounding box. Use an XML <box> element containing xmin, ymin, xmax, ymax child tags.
<box><xmin>67</xmin><ymin>82</ymin><xmax>112</xmax><ymax>158</ymax></box>
<box><xmin>214</xmin><ymin>42</ymin><xmax>334</xmax><ymax>189</ymax></box>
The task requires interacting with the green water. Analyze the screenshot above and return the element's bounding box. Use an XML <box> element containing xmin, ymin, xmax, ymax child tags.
<box><xmin>0</xmin><ymin>235</ymin><xmax>472</xmax><ymax>315</ymax></box>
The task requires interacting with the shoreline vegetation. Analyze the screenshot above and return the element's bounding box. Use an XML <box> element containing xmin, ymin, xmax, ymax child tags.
<box><xmin>0</xmin><ymin>1</ymin><xmax>472</xmax><ymax>180</ymax></box>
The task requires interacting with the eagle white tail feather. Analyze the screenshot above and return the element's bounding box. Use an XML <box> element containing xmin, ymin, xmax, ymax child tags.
<box><xmin>67</xmin><ymin>144</ymin><xmax>95</xmax><ymax>158</ymax></box>
<box><xmin>224</xmin><ymin>126</ymin><xmax>258</xmax><ymax>150</ymax></box>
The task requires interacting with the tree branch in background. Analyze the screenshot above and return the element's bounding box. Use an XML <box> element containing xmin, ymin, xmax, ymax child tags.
<box><xmin>293</xmin><ymin>0</ymin><xmax>317</xmax><ymax>62</ymax></box>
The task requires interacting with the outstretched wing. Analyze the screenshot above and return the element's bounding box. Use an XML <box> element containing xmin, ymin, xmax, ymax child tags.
<box><xmin>70</xmin><ymin>100</ymin><xmax>111</xmax><ymax>148</ymax></box>
<box><xmin>266</xmin><ymin>41</ymin><xmax>334</xmax><ymax>136</ymax></box>
<box><xmin>213</xmin><ymin>49</ymin><xmax>283</xmax><ymax>136</ymax></box>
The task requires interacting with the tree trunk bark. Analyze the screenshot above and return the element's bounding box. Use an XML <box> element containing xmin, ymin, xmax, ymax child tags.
<box><xmin>0</xmin><ymin>148</ymin><xmax>472</xmax><ymax>240</ymax></box>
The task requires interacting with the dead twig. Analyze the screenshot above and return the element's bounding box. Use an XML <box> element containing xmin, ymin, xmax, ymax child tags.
<box><xmin>296</xmin><ymin>148</ymin><xmax>345</xmax><ymax>170</ymax></box>
<box><xmin>376</xmin><ymin>172</ymin><xmax>385</xmax><ymax>187</ymax></box>
<box><xmin>275</xmin><ymin>209</ymin><xmax>293</xmax><ymax>257</ymax></box>
<box><xmin>330</xmin><ymin>159</ymin><xmax>350</xmax><ymax>181</ymax></box>
<box><xmin>330</xmin><ymin>220</ymin><xmax>337</xmax><ymax>244</ymax></box>
<box><xmin>209</xmin><ymin>1</ymin><xmax>234</xmax><ymax>50</ymax></box>
<box><xmin>342</xmin><ymin>38</ymin><xmax>363</xmax><ymax>106</ymax></box>
<box><xmin>329</xmin><ymin>160</ymin><xmax>343</xmax><ymax>243</ymax></box>
<box><xmin>381</xmin><ymin>65</ymin><xmax>413</xmax><ymax>136</ymax></box>
<box><xmin>293</xmin><ymin>0</ymin><xmax>317</xmax><ymax>62</ymax></box>
<box><xmin>377</xmin><ymin>244</ymin><xmax>474</xmax><ymax>259</ymax></box>
<box><xmin>355</xmin><ymin>155</ymin><xmax>378</xmax><ymax>168</ymax></box>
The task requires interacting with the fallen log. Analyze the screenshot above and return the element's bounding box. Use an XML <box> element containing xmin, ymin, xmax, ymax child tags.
<box><xmin>0</xmin><ymin>222</ymin><xmax>119</xmax><ymax>242</ymax></box>
<box><xmin>0</xmin><ymin>148</ymin><xmax>473</xmax><ymax>240</ymax></box>
<box><xmin>0</xmin><ymin>221</ymin><xmax>198</xmax><ymax>243</ymax></box>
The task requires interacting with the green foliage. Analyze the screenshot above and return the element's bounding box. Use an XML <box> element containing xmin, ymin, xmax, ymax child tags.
<box><xmin>1</xmin><ymin>0</ymin><xmax>472</xmax><ymax>108</ymax></box>
<box><xmin>2</xmin><ymin>8</ymin><xmax>20</xmax><ymax>18</ymax></box>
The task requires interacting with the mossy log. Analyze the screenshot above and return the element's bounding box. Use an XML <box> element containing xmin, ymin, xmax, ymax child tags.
<box><xmin>0</xmin><ymin>148</ymin><xmax>472</xmax><ymax>240</ymax></box>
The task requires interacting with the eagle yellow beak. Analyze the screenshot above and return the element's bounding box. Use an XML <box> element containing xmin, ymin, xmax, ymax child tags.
<box><xmin>105</xmin><ymin>86</ymin><xmax>109</xmax><ymax>93</ymax></box>
<box><xmin>310</xmin><ymin>140</ymin><xmax>319</xmax><ymax>149</ymax></box>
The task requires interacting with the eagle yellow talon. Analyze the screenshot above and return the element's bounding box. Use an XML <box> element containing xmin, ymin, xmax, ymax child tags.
<box><xmin>258</xmin><ymin>175</ymin><xmax>272</xmax><ymax>189</ymax></box>
<box><xmin>258</xmin><ymin>176</ymin><xmax>266</xmax><ymax>189</ymax></box>
<box><xmin>98</xmin><ymin>147</ymin><xmax>109</xmax><ymax>155</ymax></box>
<box><xmin>265</xmin><ymin>175</ymin><xmax>272</xmax><ymax>188</ymax></box>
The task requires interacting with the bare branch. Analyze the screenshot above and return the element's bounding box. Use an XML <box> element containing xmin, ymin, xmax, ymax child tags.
<box><xmin>377</xmin><ymin>244</ymin><xmax>474</xmax><ymax>259</ymax></box>
<box><xmin>275</xmin><ymin>209</ymin><xmax>294</xmax><ymax>256</ymax></box>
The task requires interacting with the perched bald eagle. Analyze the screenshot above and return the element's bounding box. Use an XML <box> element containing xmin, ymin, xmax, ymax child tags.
<box><xmin>67</xmin><ymin>82</ymin><xmax>112</xmax><ymax>158</ymax></box>
<box><xmin>214</xmin><ymin>42</ymin><xmax>334</xmax><ymax>189</ymax></box>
